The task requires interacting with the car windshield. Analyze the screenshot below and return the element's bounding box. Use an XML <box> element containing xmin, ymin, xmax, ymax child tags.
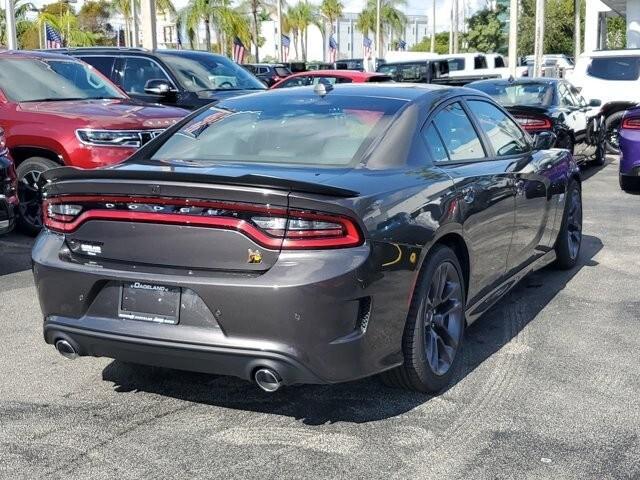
<box><xmin>0</xmin><ymin>58</ymin><xmax>125</xmax><ymax>102</ymax></box>
<box><xmin>159</xmin><ymin>53</ymin><xmax>266</xmax><ymax>92</ymax></box>
<box><xmin>470</xmin><ymin>82</ymin><xmax>554</xmax><ymax>107</ymax></box>
<box><xmin>150</xmin><ymin>93</ymin><xmax>406</xmax><ymax>167</ymax></box>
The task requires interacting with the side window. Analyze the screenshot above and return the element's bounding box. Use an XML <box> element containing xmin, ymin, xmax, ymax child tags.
<box><xmin>432</xmin><ymin>102</ymin><xmax>485</xmax><ymax>161</ymax></box>
<box><xmin>121</xmin><ymin>57</ymin><xmax>171</xmax><ymax>94</ymax></box>
<box><xmin>587</xmin><ymin>56</ymin><xmax>640</xmax><ymax>81</ymax></box>
<box><xmin>494</xmin><ymin>56</ymin><xmax>505</xmax><ymax>68</ymax></box>
<box><xmin>467</xmin><ymin>100</ymin><xmax>529</xmax><ymax>156</ymax></box>
<box><xmin>422</xmin><ymin>124</ymin><xmax>449</xmax><ymax>162</ymax></box>
<box><xmin>335</xmin><ymin>77</ymin><xmax>353</xmax><ymax>84</ymax></box>
<box><xmin>569</xmin><ymin>84</ymin><xmax>587</xmax><ymax>107</ymax></box>
<box><xmin>280</xmin><ymin>76</ymin><xmax>310</xmax><ymax>88</ymax></box>
<box><xmin>558</xmin><ymin>83</ymin><xmax>577</xmax><ymax>107</ymax></box>
<box><xmin>78</xmin><ymin>56</ymin><xmax>115</xmax><ymax>79</ymax></box>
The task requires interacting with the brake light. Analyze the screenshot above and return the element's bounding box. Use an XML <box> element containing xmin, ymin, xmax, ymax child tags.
<box><xmin>42</xmin><ymin>195</ymin><xmax>363</xmax><ymax>250</ymax></box>
<box><xmin>515</xmin><ymin>115</ymin><xmax>552</xmax><ymax>132</ymax></box>
<box><xmin>622</xmin><ymin>117</ymin><xmax>640</xmax><ymax>129</ymax></box>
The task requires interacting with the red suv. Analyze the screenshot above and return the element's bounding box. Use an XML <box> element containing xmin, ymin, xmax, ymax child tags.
<box><xmin>0</xmin><ymin>51</ymin><xmax>187</xmax><ymax>233</ymax></box>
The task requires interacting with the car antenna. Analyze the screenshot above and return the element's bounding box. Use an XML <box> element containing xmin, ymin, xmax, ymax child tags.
<box><xmin>314</xmin><ymin>81</ymin><xmax>333</xmax><ymax>97</ymax></box>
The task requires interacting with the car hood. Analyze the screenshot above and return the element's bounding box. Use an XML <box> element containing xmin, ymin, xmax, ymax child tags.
<box><xmin>18</xmin><ymin>99</ymin><xmax>188</xmax><ymax>129</ymax></box>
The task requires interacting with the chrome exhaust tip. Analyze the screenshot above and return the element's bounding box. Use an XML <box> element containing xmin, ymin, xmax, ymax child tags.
<box><xmin>254</xmin><ymin>368</ymin><xmax>283</xmax><ymax>392</ymax></box>
<box><xmin>55</xmin><ymin>339</ymin><xmax>78</xmax><ymax>360</ymax></box>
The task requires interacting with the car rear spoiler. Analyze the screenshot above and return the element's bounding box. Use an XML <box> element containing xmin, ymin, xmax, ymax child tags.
<box><xmin>42</xmin><ymin>166</ymin><xmax>360</xmax><ymax>198</ymax></box>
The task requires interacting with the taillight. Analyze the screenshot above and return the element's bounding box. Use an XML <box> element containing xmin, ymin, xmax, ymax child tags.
<box><xmin>42</xmin><ymin>195</ymin><xmax>363</xmax><ymax>250</ymax></box>
<box><xmin>515</xmin><ymin>115</ymin><xmax>552</xmax><ymax>132</ymax></box>
<box><xmin>622</xmin><ymin>117</ymin><xmax>640</xmax><ymax>129</ymax></box>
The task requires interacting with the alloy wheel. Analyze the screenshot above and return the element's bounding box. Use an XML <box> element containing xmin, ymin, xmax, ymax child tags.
<box><xmin>566</xmin><ymin>187</ymin><xmax>583</xmax><ymax>260</ymax></box>
<box><xmin>422</xmin><ymin>262</ymin><xmax>464</xmax><ymax>376</ymax></box>
<box><xmin>606</xmin><ymin>124</ymin><xmax>620</xmax><ymax>152</ymax></box>
<box><xmin>18</xmin><ymin>169</ymin><xmax>44</xmax><ymax>230</ymax></box>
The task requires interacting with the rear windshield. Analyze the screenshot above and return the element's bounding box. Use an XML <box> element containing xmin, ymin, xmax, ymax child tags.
<box><xmin>469</xmin><ymin>82</ymin><xmax>554</xmax><ymax>107</ymax></box>
<box><xmin>150</xmin><ymin>93</ymin><xmax>406</xmax><ymax>167</ymax></box>
<box><xmin>587</xmin><ymin>56</ymin><xmax>640</xmax><ymax>81</ymax></box>
<box><xmin>274</xmin><ymin>67</ymin><xmax>292</xmax><ymax>77</ymax></box>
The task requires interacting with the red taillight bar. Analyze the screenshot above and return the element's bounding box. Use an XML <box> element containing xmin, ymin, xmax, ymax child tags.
<box><xmin>515</xmin><ymin>115</ymin><xmax>552</xmax><ymax>132</ymax></box>
<box><xmin>43</xmin><ymin>195</ymin><xmax>364</xmax><ymax>250</ymax></box>
<box><xmin>622</xmin><ymin>117</ymin><xmax>640</xmax><ymax>130</ymax></box>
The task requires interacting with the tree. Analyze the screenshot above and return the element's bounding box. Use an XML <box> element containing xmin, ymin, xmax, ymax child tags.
<box><xmin>78</xmin><ymin>0</ymin><xmax>113</xmax><ymax>45</ymax></box>
<box><xmin>0</xmin><ymin>0</ymin><xmax>35</xmax><ymax>47</ymax></box>
<box><xmin>410</xmin><ymin>32</ymin><xmax>449</xmax><ymax>54</ymax></box>
<box><xmin>286</xmin><ymin>1</ymin><xmax>315</xmax><ymax>60</ymax></box>
<box><xmin>607</xmin><ymin>16</ymin><xmax>626</xmax><ymax>50</ymax></box>
<box><xmin>319</xmin><ymin>0</ymin><xmax>343</xmax><ymax>61</ymax></box>
<box><xmin>240</xmin><ymin>0</ymin><xmax>274</xmax><ymax>63</ymax></box>
<box><xmin>518</xmin><ymin>0</ymin><xmax>585</xmax><ymax>56</ymax></box>
<box><xmin>357</xmin><ymin>0</ymin><xmax>406</xmax><ymax>55</ymax></box>
<box><xmin>464</xmin><ymin>3</ymin><xmax>506</xmax><ymax>54</ymax></box>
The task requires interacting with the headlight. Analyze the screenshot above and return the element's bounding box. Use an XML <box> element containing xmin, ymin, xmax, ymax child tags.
<box><xmin>76</xmin><ymin>129</ymin><xmax>164</xmax><ymax>148</ymax></box>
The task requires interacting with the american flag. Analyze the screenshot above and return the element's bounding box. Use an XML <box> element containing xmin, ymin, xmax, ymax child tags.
<box><xmin>398</xmin><ymin>39</ymin><xmax>407</xmax><ymax>51</ymax></box>
<box><xmin>233</xmin><ymin>37</ymin><xmax>246</xmax><ymax>64</ymax></box>
<box><xmin>363</xmin><ymin>36</ymin><xmax>372</xmax><ymax>59</ymax></box>
<box><xmin>46</xmin><ymin>24</ymin><xmax>62</xmax><ymax>49</ymax></box>
<box><xmin>281</xmin><ymin>34</ymin><xmax>290</xmax><ymax>62</ymax></box>
<box><xmin>329</xmin><ymin>35</ymin><xmax>337</xmax><ymax>63</ymax></box>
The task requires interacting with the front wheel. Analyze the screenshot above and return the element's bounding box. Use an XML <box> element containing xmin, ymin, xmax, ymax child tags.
<box><xmin>554</xmin><ymin>180</ymin><xmax>582</xmax><ymax>270</ymax></box>
<box><xmin>381</xmin><ymin>245</ymin><xmax>466</xmax><ymax>393</ymax></box>
<box><xmin>16</xmin><ymin>157</ymin><xmax>59</xmax><ymax>236</ymax></box>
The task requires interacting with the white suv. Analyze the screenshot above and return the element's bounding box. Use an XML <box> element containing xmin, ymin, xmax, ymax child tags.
<box><xmin>566</xmin><ymin>50</ymin><xmax>640</xmax><ymax>153</ymax></box>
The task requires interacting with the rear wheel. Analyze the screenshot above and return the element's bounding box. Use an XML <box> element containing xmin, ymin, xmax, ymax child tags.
<box><xmin>604</xmin><ymin>111</ymin><xmax>624</xmax><ymax>154</ymax></box>
<box><xmin>381</xmin><ymin>245</ymin><xmax>465</xmax><ymax>393</ymax></box>
<box><xmin>620</xmin><ymin>174</ymin><xmax>638</xmax><ymax>192</ymax></box>
<box><xmin>591</xmin><ymin>138</ymin><xmax>606</xmax><ymax>166</ymax></box>
<box><xmin>16</xmin><ymin>157</ymin><xmax>59</xmax><ymax>236</ymax></box>
<box><xmin>554</xmin><ymin>180</ymin><xmax>582</xmax><ymax>270</ymax></box>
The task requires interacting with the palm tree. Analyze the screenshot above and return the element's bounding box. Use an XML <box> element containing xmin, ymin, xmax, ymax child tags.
<box><xmin>110</xmin><ymin>0</ymin><xmax>132</xmax><ymax>46</ymax></box>
<box><xmin>319</xmin><ymin>0</ymin><xmax>343</xmax><ymax>62</ymax></box>
<box><xmin>0</xmin><ymin>0</ymin><xmax>35</xmax><ymax>46</ymax></box>
<box><xmin>240</xmin><ymin>0</ymin><xmax>275</xmax><ymax>62</ymax></box>
<box><xmin>357</xmin><ymin>0</ymin><xmax>405</xmax><ymax>56</ymax></box>
<box><xmin>286</xmin><ymin>1</ymin><xmax>314</xmax><ymax>61</ymax></box>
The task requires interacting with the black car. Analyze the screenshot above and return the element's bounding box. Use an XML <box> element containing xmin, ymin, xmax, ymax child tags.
<box><xmin>243</xmin><ymin>63</ymin><xmax>292</xmax><ymax>86</ymax></box>
<box><xmin>376</xmin><ymin>59</ymin><xmax>449</xmax><ymax>84</ymax></box>
<box><xmin>35</xmin><ymin>84</ymin><xmax>582</xmax><ymax>393</ymax></box>
<box><xmin>334</xmin><ymin>58</ymin><xmax>365</xmax><ymax>71</ymax></box>
<box><xmin>467</xmin><ymin>78</ymin><xmax>605</xmax><ymax>165</ymax></box>
<box><xmin>53</xmin><ymin>48</ymin><xmax>267</xmax><ymax>110</ymax></box>
<box><xmin>0</xmin><ymin>131</ymin><xmax>17</xmax><ymax>235</ymax></box>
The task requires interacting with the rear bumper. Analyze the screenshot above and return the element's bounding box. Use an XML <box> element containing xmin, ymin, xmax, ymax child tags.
<box><xmin>0</xmin><ymin>194</ymin><xmax>16</xmax><ymax>235</ymax></box>
<box><xmin>618</xmin><ymin>130</ymin><xmax>640</xmax><ymax>175</ymax></box>
<box><xmin>33</xmin><ymin>231</ymin><xmax>413</xmax><ymax>385</ymax></box>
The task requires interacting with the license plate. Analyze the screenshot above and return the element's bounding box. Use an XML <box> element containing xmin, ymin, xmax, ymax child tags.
<box><xmin>119</xmin><ymin>282</ymin><xmax>180</xmax><ymax>325</ymax></box>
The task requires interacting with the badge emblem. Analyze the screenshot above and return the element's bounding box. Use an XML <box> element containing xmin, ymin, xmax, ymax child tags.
<box><xmin>247</xmin><ymin>249</ymin><xmax>263</xmax><ymax>264</ymax></box>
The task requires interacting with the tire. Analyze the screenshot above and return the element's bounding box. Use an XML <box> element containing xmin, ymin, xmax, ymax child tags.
<box><xmin>16</xmin><ymin>157</ymin><xmax>59</xmax><ymax>236</ymax></box>
<box><xmin>604</xmin><ymin>111</ymin><xmax>625</xmax><ymax>154</ymax></box>
<box><xmin>556</xmin><ymin>133</ymin><xmax>574</xmax><ymax>153</ymax></box>
<box><xmin>381</xmin><ymin>245</ymin><xmax>466</xmax><ymax>393</ymax></box>
<box><xmin>554</xmin><ymin>180</ymin><xmax>582</xmax><ymax>270</ymax></box>
<box><xmin>591</xmin><ymin>137</ymin><xmax>606</xmax><ymax>167</ymax></box>
<box><xmin>619</xmin><ymin>174</ymin><xmax>638</xmax><ymax>192</ymax></box>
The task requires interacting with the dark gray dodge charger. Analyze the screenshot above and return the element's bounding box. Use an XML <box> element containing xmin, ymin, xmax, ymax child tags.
<box><xmin>33</xmin><ymin>83</ymin><xmax>582</xmax><ymax>393</ymax></box>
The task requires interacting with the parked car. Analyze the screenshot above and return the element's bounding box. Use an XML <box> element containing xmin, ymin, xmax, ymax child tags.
<box><xmin>0</xmin><ymin>50</ymin><xmax>187</xmax><ymax>234</ymax></box>
<box><xmin>333</xmin><ymin>58</ymin><xmax>365</xmax><ymax>71</ymax></box>
<box><xmin>565</xmin><ymin>49</ymin><xmax>640</xmax><ymax>153</ymax></box>
<box><xmin>467</xmin><ymin>78</ymin><xmax>605</xmax><ymax>165</ymax></box>
<box><xmin>376</xmin><ymin>59</ymin><xmax>449</xmax><ymax>84</ymax></box>
<box><xmin>440</xmin><ymin>53</ymin><xmax>507</xmax><ymax>84</ymax></box>
<box><xmin>618</xmin><ymin>106</ymin><xmax>640</xmax><ymax>191</ymax></box>
<box><xmin>271</xmin><ymin>70</ymin><xmax>391</xmax><ymax>88</ymax></box>
<box><xmin>55</xmin><ymin>48</ymin><xmax>267</xmax><ymax>109</ymax></box>
<box><xmin>35</xmin><ymin>84</ymin><xmax>582</xmax><ymax>394</ymax></box>
<box><xmin>281</xmin><ymin>62</ymin><xmax>306</xmax><ymax>73</ymax></box>
<box><xmin>0</xmin><ymin>129</ymin><xmax>17</xmax><ymax>236</ymax></box>
<box><xmin>306</xmin><ymin>62</ymin><xmax>333</xmax><ymax>71</ymax></box>
<box><xmin>243</xmin><ymin>63</ymin><xmax>291</xmax><ymax>87</ymax></box>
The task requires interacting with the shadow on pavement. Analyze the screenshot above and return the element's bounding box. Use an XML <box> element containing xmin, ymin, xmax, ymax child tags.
<box><xmin>0</xmin><ymin>232</ymin><xmax>33</xmax><ymax>277</ymax></box>
<box><xmin>102</xmin><ymin>234</ymin><xmax>603</xmax><ymax>425</ymax></box>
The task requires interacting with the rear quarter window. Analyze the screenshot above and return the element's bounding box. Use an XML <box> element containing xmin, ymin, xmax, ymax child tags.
<box><xmin>587</xmin><ymin>57</ymin><xmax>640</xmax><ymax>81</ymax></box>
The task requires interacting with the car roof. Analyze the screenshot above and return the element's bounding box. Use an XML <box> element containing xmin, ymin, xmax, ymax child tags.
<box><xmin>47</xmin><ymin>47</ymin><xmax>233</xmax><ymax>62</ymax></box>
<box><xmin>0</xmin><ymin>49</ymin><xmax>80</xmax><ymax>61</ymax></box>
<box><xmin>467</xmin><ymin>78</ymin><xmax>560</xmax><ymax>87</ymax></box>
<box><xmin>287</xmin><ymin>70</ymin><xmax>387</xmax><ymax>79</ymax></box>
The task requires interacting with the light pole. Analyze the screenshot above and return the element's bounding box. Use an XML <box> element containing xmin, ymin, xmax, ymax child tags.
<box><xmin>533</xmin><ymin>0</ymin><xmax>545</xmax><ymax>77</ymax></box>
<box><xmin>574</xmin><ymin>0</ymin><xmax>581</xmax><ymax>59</ymax></box>
<box><xmin>131</xmin><ymin>0</ymin><xmax>140</xmax><ymax>47</ymax></box>
<box><xmin>508</xmin><ymin>0</ymin><xmax>518</xmax><ymax>77</ymax></box>
<box><xmin>5</xmin><ymin>0</ymin><xmax>17</xmax><ymax>49</ymax></box>
<box><xmin>376</xmin><ymin>0</ymin><xmax>381</xmax><ymax>60</ymax></box>
<box><xmin>430</xmin><ymin>0</ymin><xmax>435</xmax><ymax>53</ymax></box>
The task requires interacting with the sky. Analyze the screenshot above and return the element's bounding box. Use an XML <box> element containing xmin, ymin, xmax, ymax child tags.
<box><xmin>31</xmin><ymin>0</ymin><xmax>487</xmax><ymax>33</ymax></box>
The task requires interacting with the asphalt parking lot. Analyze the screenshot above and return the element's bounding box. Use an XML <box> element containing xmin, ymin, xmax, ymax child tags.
<box><xmin>0</xmin><ymin>156</ymin><xmax>638</xmax><ymax>480</ymax></box>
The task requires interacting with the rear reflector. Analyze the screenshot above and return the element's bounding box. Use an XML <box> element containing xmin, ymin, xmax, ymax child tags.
<box><xmin>514</xmin><ymin>115</ymin><xmax>552</xmax><ymax>132</ymax></box>
<box><xmin>622</xmin><ymin>117</ymin><xmax>640</xmax><ymax>130</ymax></box>
<box><xmin>43</xmin><ymin>195</ymin><xmax>363</xmax><ymax>250</ymax></box>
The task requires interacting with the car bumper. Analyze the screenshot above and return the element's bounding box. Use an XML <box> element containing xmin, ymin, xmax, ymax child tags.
<box><xmin>618</xmin><ymin>129</ymin><xmax>640</xmax><ymax>175</ymax></box>
<box><xmin>33</xmin><ymin>231</ymin><xmax>413</xmax><ymax>385</ymax></box>
<box><xmin>0</xmin><ymin>194</ymin><xmax>17</xmax><ymax>235</ymax></box>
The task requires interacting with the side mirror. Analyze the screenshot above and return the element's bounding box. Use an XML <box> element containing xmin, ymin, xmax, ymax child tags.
<box><xmin>144</xmin><ymin>79</ymin><xmax>175</xmax><ymax>97</ymax></box>
<box><xmin>589</xmin><ymin>98</ymin><xmax>602</xmax><ymax>107</ymax></box>
<box><xmin>533</xmin><ymin>131</ymin><xmax>557</xmax><ymax>151</ymax></box>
